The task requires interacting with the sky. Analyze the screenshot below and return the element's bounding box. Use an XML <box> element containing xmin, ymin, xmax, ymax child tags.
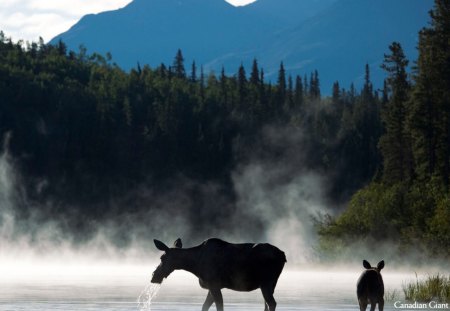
<box><xmin>0</xmin><ymin>0</ymin><xmax>257</xmax><ymax>43</ymax></box>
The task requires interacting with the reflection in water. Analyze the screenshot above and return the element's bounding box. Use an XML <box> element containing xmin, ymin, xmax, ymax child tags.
<box><xmin>0</xmin><ymin>265</ymin><xmax>435</xmax><ymax>311</ymax></box>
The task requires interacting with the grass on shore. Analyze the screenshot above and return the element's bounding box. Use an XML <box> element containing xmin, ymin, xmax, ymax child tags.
<box><xmin>385</xmin><ymin>289</ymin><xmax>401</xmax><ymax>302</ymax></box>
<box><xmin>402</xmin><ymin>273</ymin><xmax>450</xmax><ymax>302</ymax></box>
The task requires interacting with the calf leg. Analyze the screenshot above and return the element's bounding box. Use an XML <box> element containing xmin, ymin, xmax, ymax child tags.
<box><xmin>261</xmin><ymin>285</ymin><xmax>277</xmax><ymax>311</ymax></box>
<box><xmin>210</xmin><ymin>289</ymin><xmax>224</xmax><ymax>311</ymax></box>
<box><xmin>202</xmin><ymin>291</ymin><xmax>214</xmax><ymax>311</ymax></box>
<box><xmin>358</xmin><ymin>299</ymin><xmax>368</xmax><ymax>311</ymax></box>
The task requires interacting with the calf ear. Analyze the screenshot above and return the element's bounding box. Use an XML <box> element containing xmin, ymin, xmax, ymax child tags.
<box><xmin>377</xmin><ymin>260</ymin><xmax>385</xmax><ymax>270</ymax></box>
<box><xmin>363</xmin><ymin>260</ymin><xmax>371</xmax><ymax>269</ymax></box>
<box><xmin>173</xmin><ymin>238</ymin><xmax>183</xmax><ymax>248</ymax></box>
<box><xmin>154</xmin><ymin>239</ymin><xmax>169</xmax><ymax>252</ymax></box>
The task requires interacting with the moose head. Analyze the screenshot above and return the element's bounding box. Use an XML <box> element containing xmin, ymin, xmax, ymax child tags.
<box><xmin>151</xmin><ymin>238</ymin><xmax>183</xmax><ymax>284</ymax></box>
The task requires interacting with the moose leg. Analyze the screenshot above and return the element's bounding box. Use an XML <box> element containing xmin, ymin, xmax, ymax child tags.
<box><xmin>378</xmin><ymin>298</ymin><xmax>384</xmax><ymax>311</ymax></box>
<box><xmin>202</xmin><ymin>291</ymin><xmax>214</xmax><ymax>311</ymax></box>
<box><xmin>210</xmin><ymin>288</ymin><xmax>224</xmax><ymax>311</ymax></box>
<box><xmin>261</xmin><ymin>286</ymin><xmax>277</xmax><ymax>311</ymax></box>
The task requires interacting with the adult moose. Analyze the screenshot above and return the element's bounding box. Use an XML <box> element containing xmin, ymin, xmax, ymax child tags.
<box><xmin>357</xmin><ymin>260</ymin><xmax>385</xmax><ymax>311</ymax></box>
<box><xmin>151</xmin><ymin>238</ymin><xmax>286</xmax><ymax>311</ymax></box>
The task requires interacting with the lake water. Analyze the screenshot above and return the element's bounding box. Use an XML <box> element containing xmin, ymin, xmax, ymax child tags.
<box><xmin>0</xmin><ymin>264</ymin><xmax>437</xmax><ymax>311</ymax></box>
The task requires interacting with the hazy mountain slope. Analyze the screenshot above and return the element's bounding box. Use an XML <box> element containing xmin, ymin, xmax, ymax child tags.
<box><xmin>266</xmin><ymin>0</ymin><xmax>434</xmax><ymax>90</ymax></box>
<box><xmin>53</xmin><ymin>0</ymin><xmax>279</xmax><ymax>70</ymax></box>
<box><xmin>51</xmin><ymin>0</ymin><xmax>433</xmax><ymax>91</ymax></box>
<box><xmin>243</xmin><ymin>0</ymin><xmax>337</xmax><ymax>27</ymax></box>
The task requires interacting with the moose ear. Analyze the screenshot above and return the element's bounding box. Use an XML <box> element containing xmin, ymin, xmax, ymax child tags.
<box><xmin>363</xmin><ymin>260</ymin><xmax>371</xmax><ymax>269</ymax></box>
<box><xmin>377</xmin><ymin>260</ymin><xmax>385</xmax><ymax>270</ymax></box>
<box><xmin>154</xmin><ymin>239</ymin><xmax>169</xmax><ymax>252</ymax></box>
<box><xmin>173</xmin><ymin>238</ymin><xmax>183</xmax><ymax>248</ymax></box>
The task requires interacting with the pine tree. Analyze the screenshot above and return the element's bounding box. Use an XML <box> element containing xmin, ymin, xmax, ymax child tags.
<box><xmin>314</xmin><ymin>70</ymin><xmax>321</xmax><ymax>99</ymax></box>
<box><xmin>294</xmin><ymin>75</ymin><xmax>304</xmax><ymax>109</ymax></box>
<box><xmin>173</xmin><ymin>49</ymin><xmax>186</xmax><ymax>79</ymax></box>
<box><xmin>248</xmin><ymin>59</ymin><xmax>261</xmax><ymax>123</ymax></box>
<box><xmin>379</xmin><ymin>42</ymin><xmax>412</xmax><ymax>183</ymax></box>
<box><xmin>303</xmin><ymin>74</ymin><xmax>309</xmax><ymax>98</ymax></box>
<box><xmin>309</xmin><ymin>72</ymin><xmax>315</xmax><ymax>98</ymax></box>
<box><xmin>409</xmin><ymin>0</ymin><xmax>450</xmax><ymax>184</ymax></box>
<box><xmin>381</xmin><ymin>80</ymin><xmax>389</xmax><ymax>106</ymax></box>
<box><xmin>200</xmin><ymin>65</ymin><xmax>205</xmax><ymax>102</ymax></box>
<box><xmin>286</xmin><ymin>75</ymin><xmax>294</xmax><ymax>111</ymax></box>
<box><xmin>158</xmin><ymin>63</ymin><xmax>167</xmax><ymax>78</ymax></box>
<box><xmin>277</xmin><ymin>62</ymin><xmax>286</xmax><ymax>101</ymax></box>
<box><xmin>362</xmin><ymin>63</ymin><xmax>373</xmax><ymax>99</ymax></box>
<box><xmin>332</xmin><ymin>81</ymin><xmax>341</xmax><ymax>104</ymax></box>
<box><xmin>309</xmin><ymin>70</ymin><xmax>321</xmax><ymax>99</ymax></box>
<box><xmin>190</xmin><ymin>61</ymin><xmax>197</xmax><ymax>82</ymax></box>
<box><xmin>250</xmin><ymin>59</ymin><xmax>260</xmax><ymax>86</ymax></box>
<box><xmin>220</xmin><ymin>66</ymin><xmax>227</xmax><ymax>102</ymax></box>
<box><xmin>237</xmin><ymin>63</ymin><xmax>247</xmax><ymax>111</ymax></box>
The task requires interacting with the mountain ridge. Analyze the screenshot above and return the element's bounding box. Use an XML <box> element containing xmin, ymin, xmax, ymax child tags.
<box><xmin>51</xmin><ymin>0</ymin><xmax>433</xmax><ymax>92</ymax></box>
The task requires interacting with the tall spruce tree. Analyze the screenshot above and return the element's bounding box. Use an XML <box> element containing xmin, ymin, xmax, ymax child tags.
<box><xmin>309</xmin><ymin>70</ymin><xmax>321</xmax><ymax>99</ymax></box>
<box><xmin>294</xmin><ymin>75</ymin><xmax>304</xmax><ymax>109</ymax></box>
<box><xmin>409</xmin><ymin>0</ymin><xmax>450</xmax><ymax>184</ymax></box>
<box><xmin>332</xmin><ymin>81</ymin><xmax>341</xmax><ymax>104</ymax></box>
<box><xmin>237</xmin><ymin>63</ymin><xmax>247</xmax><ymax>112</ymax></box>
<box><xmin>173</xmin><ymin>49</ymin><xmax>186</xmax><ymax>79</ymax></box>
<box><xmin>277</xmin><ymin>62</ymin><xmax>286</xmax><ymax>101</ymax></box>
<box><xmin>286</xmin><ymin>75</ymin><xmax>294</xmax><ymax>111</ymax></box>
<box><xmin>379</xmin><ymin>42</ymin><xmax>412</xmax><ymax>183</ymax></box>
<box><xmin>274</xmin><ymin>62</ymin><xmax>286</xmax><ymax>118</ymax></box>
<box><xmin>190</xmin><ymin>61</ymin><xmax>197</xmax><ymax>82</ymax></box>
<box><xmin>250</xmin><ymin>59</ymin><xmax>260</xmax><ymax>86</ymax></box>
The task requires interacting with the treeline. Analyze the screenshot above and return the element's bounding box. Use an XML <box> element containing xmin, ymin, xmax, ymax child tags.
<box><xmin>0</xmin><ymin>33</ymin><xmax>382</xmax><ymax>227</ymax></box>
<box><xmin>319</xmin><ymin>0</ymin><xmax>449</xmax><ymax>259</ymax></box>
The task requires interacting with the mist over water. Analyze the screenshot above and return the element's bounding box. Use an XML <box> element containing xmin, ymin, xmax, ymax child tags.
<box><xmin>231</xmin><ymin>129</ymin><xmax>331</xmax><ymax>263</ymax></box>
<box><xmin>1</xmin><ymin>124</ymin><xmax>448</xmax><ymax>269</ymax></box>
<box><xmin>0</xmin><ymin>125</ymin><xmax>334</xmax><ymax>265</ymax></box>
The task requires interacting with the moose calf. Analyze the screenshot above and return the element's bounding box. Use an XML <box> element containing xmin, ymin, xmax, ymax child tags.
<box><xmin>357</xmin><ymin>260</ymin><xmax>385</xmax><ymax>311</ymax></box>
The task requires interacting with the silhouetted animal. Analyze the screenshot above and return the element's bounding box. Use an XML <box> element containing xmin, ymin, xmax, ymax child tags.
<box><xmin>151</xmin><ymin>238</ymin><xmax>286</xmax><ymax>311</ymax></box>
<box><xmin>357</xmin><ymin>260</ymin><xmax>385</xmax><ymax>311</ymax></box>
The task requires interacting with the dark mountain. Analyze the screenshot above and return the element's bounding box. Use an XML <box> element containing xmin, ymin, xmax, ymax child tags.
<box><xmin>51</xmin><ymin>0</ymin><xmax>433</xmax><ymax>92</ymax></box>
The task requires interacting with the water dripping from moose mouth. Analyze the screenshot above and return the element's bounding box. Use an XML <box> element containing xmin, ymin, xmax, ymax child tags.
<box><xmin>137</xmin><ymin>282</ymin><xmax>161</xmax><ymax>311</ymax></box>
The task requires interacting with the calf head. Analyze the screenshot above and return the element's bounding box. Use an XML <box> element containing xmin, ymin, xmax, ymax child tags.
<box><xmin>363</xmin><ymin>260</ymin><xmax>384</xmax><ymax>272</ymax></box>
<box><xmin>151</xmin><ymin>238</ymin><xmax>183</xmax><ymax>284</ymax></box>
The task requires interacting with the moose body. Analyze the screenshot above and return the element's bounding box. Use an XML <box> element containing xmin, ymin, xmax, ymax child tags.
<box><xmin>357</xmin><ymin>260</ymin><xmax>385</xmax><ymax>311</ymax></box>
<box><xmin>151</xmin><ymin>238</ymin><xmax>286</xmax><ymax>311</ymax></box>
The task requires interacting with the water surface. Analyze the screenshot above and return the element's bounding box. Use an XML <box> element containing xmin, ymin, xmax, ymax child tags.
<box><xmin>0</xmin><ymin>264</ymin><xmax>431</xmax><ymax>311</ymax></box>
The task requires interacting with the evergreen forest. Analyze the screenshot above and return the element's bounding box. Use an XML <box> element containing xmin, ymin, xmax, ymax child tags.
<box><xmin>0</xmin><ymin>0</ymin><xmax>448</xmax><ymax>259</ymax></box>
